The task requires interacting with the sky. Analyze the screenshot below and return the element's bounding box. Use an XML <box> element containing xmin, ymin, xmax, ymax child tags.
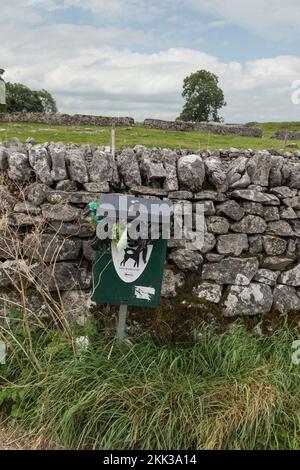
<box><xmin>1</xmin><ymin>0</ymin><xmax>300</xmax><ymax>122</ymax></box>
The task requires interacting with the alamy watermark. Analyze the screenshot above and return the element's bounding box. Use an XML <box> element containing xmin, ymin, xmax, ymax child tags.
<box><xmin>95</xmin><ymin>197</ymin><xmax>205</xmax><ymax>251</ymax></box>
<box><xmin>0</xmin><ymin>340</ymin><xmax>6</xmax><ymax>365</ymax></box>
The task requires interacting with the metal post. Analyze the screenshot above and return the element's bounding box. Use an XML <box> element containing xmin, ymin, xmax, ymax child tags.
<box><xmin>117</xmin><ymin>303</ymin><xmax>128</xmax><ymax>341</ymax></box>
<box><xmin>111</xmin><ymin>125</ymin><xmax>116</xmax><ymax>159</ymax></box>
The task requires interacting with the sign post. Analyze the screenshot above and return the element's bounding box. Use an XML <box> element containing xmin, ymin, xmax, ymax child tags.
<box><xmin>111</xmin><ymin>125</ymin><xmax>116</xmax><ymax>159</ymax></box>
<box><xmin>117</xmin><ymin>303</ymin><xmax>128</xmax><ymax>341</ymax></box>
<box><xmin>91</xmin><ymin>194</ymin><xmax>171</xmax><ymax>340</ymax></box>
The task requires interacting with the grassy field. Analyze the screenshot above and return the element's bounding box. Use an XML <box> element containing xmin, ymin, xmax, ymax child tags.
<box><xmin>1</xmin><ymin>315</ymin><xmax>300</xmax><ymax>450</ymax></box>
<box><xmin>256</xmin><ymin>121</ymin><xmax>300</xmax><ymax>135</ymax></box>
<box><xmin>0</xmin><ymin>121</ymin><xmax>299</xmax><ymax>150</ymax></box>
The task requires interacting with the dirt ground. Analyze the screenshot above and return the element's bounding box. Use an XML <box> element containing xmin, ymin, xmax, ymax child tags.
<box><xmin>0</xmin><ymin>430</ymin><xmax>16</xmax><ymax>450</ymax></box>
<box><xmin>0</xmin><ymin>418</ymin><xmax>37</xmax><ymax>450</ymax></box>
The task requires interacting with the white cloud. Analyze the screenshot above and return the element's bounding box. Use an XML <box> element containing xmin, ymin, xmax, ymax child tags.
<box><xmin>29</xmin><ymin>0</ymin><xmax>300</xmax><ymax>41</ymax></box>
<box><xmin>190</xmin><ymin>0</ymin><xmax>300</xmax><ymax>40</ymax></box>
<box><xmin>1</xmin><ymin>0</ymin><xmax>300</xmax><ymax>122</ymax></box>
<box><xmin>26</xmin><ymin>0</ymin><xmax>61</xmax><ymax>10</ymax></box>
<box><xmin>61</xmin><ymin>0</ymin><xmax>182</xmax><ymax>21</ymax></box>
<box><xmin>2</xmin><ymin>22</ymin><xmax>300</xmax><ymax>122</ymax></box>
<box><xmin>0</xmin><ymin>2</ymin><xmax>42</xmax><ymax>25</ymax></box>
<box><xmin>5</xmin><ymin>0</ymin><xmax>300</xmax><ymax>41</ymax></box>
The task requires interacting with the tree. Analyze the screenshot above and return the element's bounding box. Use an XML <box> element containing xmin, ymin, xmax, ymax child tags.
<box><xmin>4</xmin><ymin>82</ymin><xmax>58</xmax><ymax>113</ymax></box>
<box><xmin>37</xmin><ymin>89</ymin><xmax>58</xmax><ymax>113</ymax></box>
<box><xmin>178</xmin><ymin>70</ymin><xmax>226</xmax><ymax>123</ymax></box>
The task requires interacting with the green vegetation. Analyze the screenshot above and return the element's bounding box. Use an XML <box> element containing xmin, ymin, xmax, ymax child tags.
<box><xmin>1</xmin><ymin>312</ymin><xmax>300</xmax><ymax>450</ymax></box>
<box><xmin>2</xmin><ymin>83</ymin><xmax>57</xmax><ymax>113</ymax></box>
<box><xmin>179</xmin><ymin>70</ymin><xmax>226</xmax><ymax>122</ymax></box>
<box><xmin>0</xmin><ymin>121</ymin><xmax>299</xmax><ymax>150</ymax></box>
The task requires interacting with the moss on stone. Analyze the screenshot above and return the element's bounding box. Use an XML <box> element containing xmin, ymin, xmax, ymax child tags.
<box><xmin>115</xmin><ymin>273</ymin><xmax>224</xmax><ymax>343</ymax></box>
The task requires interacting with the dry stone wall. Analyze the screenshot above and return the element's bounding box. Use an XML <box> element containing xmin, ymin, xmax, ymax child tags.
<box><xmin>271</xmin><ymin>130</ymin><xmax>300</xmax><ymax>140</ymax></box>
<box><xmin>143</xmin><ymin>118</ymin><xmax>263</xmax><ymax>137</ymax></box>
<box><xmin>0</xmin><ymin>139</ymin><xmax>300</xmax><ymax>325</ymax></box>
<box><xmin>0</xmin><ymin>113</ymin><xmax>134</xmax><ymax>126</ymax></box>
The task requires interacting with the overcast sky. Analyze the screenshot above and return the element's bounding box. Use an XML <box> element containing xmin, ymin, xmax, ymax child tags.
<box><xmin>1</xmin><ymin>0</ymin><xmax>300</xmax><ymax>122</ymax></box>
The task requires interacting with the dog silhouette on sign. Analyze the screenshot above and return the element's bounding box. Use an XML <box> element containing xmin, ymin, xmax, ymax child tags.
<box><xmin>120</xmin><ymin>239</ymin><xmax>153</xmax><ymax>268</ymax></box>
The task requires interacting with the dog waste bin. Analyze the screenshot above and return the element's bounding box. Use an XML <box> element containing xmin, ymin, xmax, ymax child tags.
<box><xmin>91</xmin><ymin>194</ymin><xmax>171</xmax><ymax>309</ymax></box>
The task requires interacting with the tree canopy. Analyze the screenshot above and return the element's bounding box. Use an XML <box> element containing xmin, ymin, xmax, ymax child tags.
<box><xmin>178</xmin><ymin>69</ymin><xmax>226</xmax><ymax>123</ymax></box>
<box><xmin>4</xmin><ymin>82</ymin><xmax>58</xmax><ymax>113</ymax></box>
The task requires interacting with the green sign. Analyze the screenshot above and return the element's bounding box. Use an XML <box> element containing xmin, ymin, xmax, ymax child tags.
<box><xmin>92</xmin><ymin>238</ymin><xmax>167</xmax><ymax>308</ymax></box>
<box><xmin>91</xmin><ymin>194</ymin><xmax>170</xmax><ymax>308</ymax></box>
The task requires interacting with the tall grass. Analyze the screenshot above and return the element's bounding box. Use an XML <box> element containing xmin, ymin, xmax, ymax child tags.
<box><xmin>1</xmin><ymin>318</ymin><xmax>300</xmax><ymax>450</ymax></box>
<box><xmin>0</xmin><ymin>179</ymin><xmax>89</xmax><ymax>371</ymax></box>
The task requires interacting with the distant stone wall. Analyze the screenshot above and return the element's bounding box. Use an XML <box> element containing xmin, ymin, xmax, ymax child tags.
<box><xmin>0</xmin><ymin>139</ymin><xmax>300</xmax><ymax>332</ymax></box>
<box><xmin>144</xmin><ymin>118</ymin><xmax>263</xmax><ymax>138</ymax></box>
<box><xmin>271</xmin><ymin>130</ymin><xmax>300</xmax><ymax>140</ymax></box>
<box><xmin>0</xmin><ymin>112</ymin><xmax>135</xmax><ymax>126</ymax></box>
